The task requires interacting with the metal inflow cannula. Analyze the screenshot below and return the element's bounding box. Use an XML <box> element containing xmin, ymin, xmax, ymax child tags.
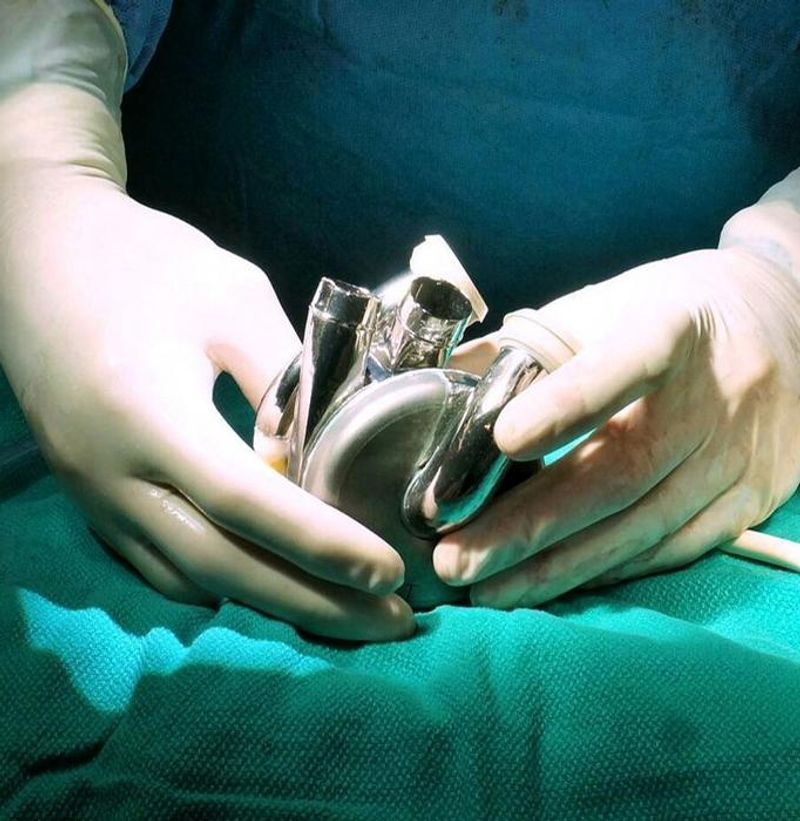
<box><xmin>287</xmin><ymin>278</ymin><xmax>380</xmax><ymax>483</ymax></box>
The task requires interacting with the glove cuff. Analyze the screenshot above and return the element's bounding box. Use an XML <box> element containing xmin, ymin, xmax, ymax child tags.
<box><xmin>0</xmin><ymin>0</ymin><xmax>128</xmax><ymax>186</ymax></box>
<box><xmin>0</xmin><ymin>0</ymin><xmax>127</xmax><ymax>116</ymax></box>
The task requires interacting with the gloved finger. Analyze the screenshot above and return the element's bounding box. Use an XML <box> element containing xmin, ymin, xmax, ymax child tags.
<box><xmin>128</xmin><ymin>483</ymin><xmax>416</xmax><ymax>642</ymax></box>
<box><xmin>207</xmin><ymin>258</ymin><xmax>301</xmax><ymax>410</ymax></box>
<box><xmin>434</xmin><ymin>395</ymin><xmax>707</xmax><ymax>585</ymax></box>
<box><xmin>467</xmin><ymin>447</ymin><xmax>736</xmax><ymax>609</ymax></box>
<box><xmin>92</xmin><ymin>523</ymin><xmax>217</xmax><ymax>606</ymax></box>
<box><xmin>447</xmin><ymin>331</ymin><xmax>503</xmax><ymax>375</ymax></box>
<box><xmin>585</xmin><ymin>486</ymin><xmax>761</xmax><ymax>586</ymax></box>
<box><xmin>493</xmin><ymin>303</ymin><xmax>696</xmax><ymax>461</ymax></box>
<box><xmin>153</xmin><ymin>406</ymin><xmax>406</xmax><ymax>596</ymax></box>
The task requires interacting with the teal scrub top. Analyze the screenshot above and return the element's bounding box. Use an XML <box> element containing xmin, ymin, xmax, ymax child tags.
<box><xmin>122</xmin><ymin>1</ymin><xmax>800</xmax><ymax>328</ymax></box>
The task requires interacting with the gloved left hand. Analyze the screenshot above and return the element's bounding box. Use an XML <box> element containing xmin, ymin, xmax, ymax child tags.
<box><xmin>433</xmin><ymin>183</ymin><xmax>800</xmax><ymax>608</ymax></box>
<box><xmin>0</xmin><ymin>0</ymin><xmax>413</xmax><ymax>642</ymax></box>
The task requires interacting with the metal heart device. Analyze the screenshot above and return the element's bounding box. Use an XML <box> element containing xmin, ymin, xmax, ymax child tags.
<box><xmin>254</xmin><ymin>236</ymin><xmax>577</xmax><ymax>609</ymax></box>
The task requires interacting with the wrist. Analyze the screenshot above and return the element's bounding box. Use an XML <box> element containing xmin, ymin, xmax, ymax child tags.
<box><xmin>0</xmin><ymin>0</ymin><xmax>128</xmax><ymax>185</ymax></box>
<box><xmin>0</xmin><ymin>83</ymin><xmax>126</xmax><ymax>188</ymax></box>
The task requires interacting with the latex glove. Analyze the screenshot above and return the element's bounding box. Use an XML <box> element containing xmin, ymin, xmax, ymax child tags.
<box><xmin>435</xmin><ymin>172</ymin><xmax>800</xmax><ymax>608</ymax></box>
<box><xmin>0</xmin><ymin>0</ymin><xmax>413</xmax><ymax>641</ymax></box>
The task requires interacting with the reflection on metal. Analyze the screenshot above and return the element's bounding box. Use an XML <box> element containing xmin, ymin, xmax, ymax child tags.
<box><xmin>257</xmin><ymin>353</ymin><xmax>301</xmax><ymax>438</ymax></box>
<box><xmin>287</xmin><ymin>278</ymin><xmax>379</xmax><ymax>483</ymax></box>
<box><xmin>253</xmin><ymin>353</ymin><xmax>300</xmax><ymax>474</ymax></box>
<box><xmin>368</xmin><ymin>276</ymin><xmax>472</xmax><ymax>380</ymax></box>
<box><xmin>402</xmin><ymin>345</ymin><xmax>543</xmax><ymax>538</ymax></box>
<box><xmin>300</xmin><ymin>369</ymin><xmax>477</xmax><ymax>609</ymax></box>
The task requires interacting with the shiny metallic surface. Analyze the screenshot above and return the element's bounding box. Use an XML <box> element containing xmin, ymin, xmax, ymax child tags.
<box><xmin>373</xmin><ymin>267</ymin><xmax>415</xmax><ymax>316</ymax></box>
<box><xmin>287</xmin><ymin>279</ymin><xmax>380</xmax><ymax>482</ymax></box>
<box><xmin>252</xmin><ymin>353</ymin><xmax>301</xmax><ymax>474</ymax></box>
<box><xmin>301</xmin><ymin>369</ymin><xmax>477</xmax><ymax>609</ymax></box>
<box><xmin>368</xmin><ymin>277</ymin><xmax>472</xmax><ymax>379</ymax></box>
<box><xmin>373</xmin><ymin>237</ymin><xmax>487</xmax><ymax>330</ymax></box>
<box><xmin>402</xmin><ymin>345</ymin><xmax>544</xmax><ymax>537</ymax></box>
<box><xmin>255</xmin><ymin>352</ymin><xmax>300</xmax><ymax>438</ymax></box>
<box><xmin>369</xmin><ymin>269</ymin><xmax>412</xmax><ymax>378</ymax></box>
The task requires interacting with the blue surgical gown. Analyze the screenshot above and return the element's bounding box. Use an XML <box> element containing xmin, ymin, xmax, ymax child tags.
<box><xmin>114</xmin><ymin>1</ymin><xmax>800</xmax><ymax>324</ymax></box>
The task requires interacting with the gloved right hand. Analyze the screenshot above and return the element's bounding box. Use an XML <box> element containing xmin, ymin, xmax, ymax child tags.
<box><xmin>436</xmin><ymin>177</ymin><xmax>800</xmax><ymax>607</ymax></box>
<box><xmin>0</xmin><ymin>0</ymin><xmax>414</xmax><ymax>642</ymax></box>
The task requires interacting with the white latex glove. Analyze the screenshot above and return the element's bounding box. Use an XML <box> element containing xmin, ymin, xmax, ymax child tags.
<box><xmin>435</xmin><ymin>170</ymin><xmax>800</xmax><ymax>608</ymax></box>
<box><xmin>0</xmin><ymin>0</ymin><xmax>413</xmax><ymax>641</ymax></box>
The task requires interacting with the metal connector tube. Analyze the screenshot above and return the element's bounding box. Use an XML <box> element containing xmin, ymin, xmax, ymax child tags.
<box><xmin>402</xmin><ymin>344</ymin><xmax>543</xmax><ymax>537</ymax></box>
<box><xmin>368</xmin><ymin>276</ymin><xmax>472</xmax><ymax>379</ymax></box>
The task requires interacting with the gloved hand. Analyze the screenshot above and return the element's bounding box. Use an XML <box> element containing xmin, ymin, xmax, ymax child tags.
<box><xmin>435</xmin><ymin>172</ymin><xmax>800</xmax><ymax>608</ymax></box>
<box><xmin>0</xmin><ymin>0</ymin><xmax>413</xmax><ymax>641</ymax></box>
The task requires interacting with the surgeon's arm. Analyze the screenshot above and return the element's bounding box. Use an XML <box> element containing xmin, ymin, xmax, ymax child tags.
<box><xmin>0</xmin><ymin>0</ymin><xmax>413</xmax><ymax>641</ymax></box>
<box><xmin>437</xmin><ymin>166</ymin><xmax>800</xmax><ymax>606</ymax></box>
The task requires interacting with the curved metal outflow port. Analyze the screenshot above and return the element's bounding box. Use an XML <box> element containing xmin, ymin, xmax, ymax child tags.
<box><xmin>402</xmin><ymin>344</ymin><xmax>544</xmax><ymax>538</ymax></box>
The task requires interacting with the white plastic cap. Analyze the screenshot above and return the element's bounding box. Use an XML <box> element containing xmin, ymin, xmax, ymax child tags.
<box><xmin>409</xmin><ymin>235</ymin><xmax>488</xmax><ymax>325</ymax></box>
